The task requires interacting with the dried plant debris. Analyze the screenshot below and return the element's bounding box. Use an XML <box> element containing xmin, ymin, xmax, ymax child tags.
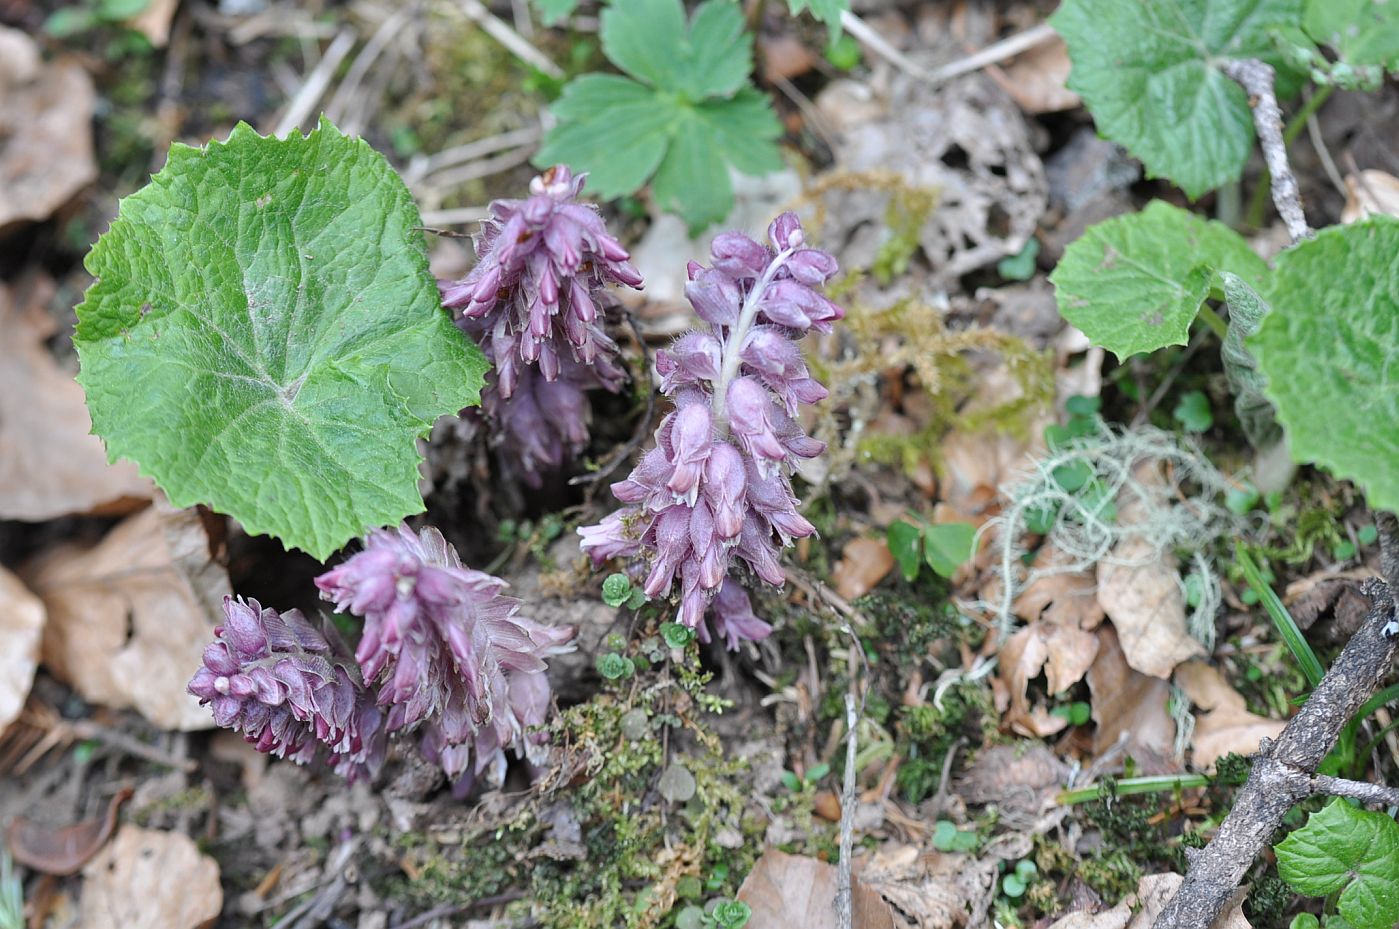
<box><xmin>76</xmin><ymin>825</ymin><xmax>222</xmax><ymax>929</ymax></box>
<box><xmin>0</xmin><ymin>566</ymin><xmax>44</xmax><ymax>737</ymax></box>
<box><xmin>0</xmin><ymin>26</ymin><xmax>97</xmax><ymax>231</ymax></box>
<box><xmin>0</xmin><ymin>283</ymin><xmax>151</xmax><ymax>521</ymax></box>
<box><xmin>812</xmin><ymin>74</ymin><xmax>1047</xmax><ymax>287</ymax></box>
<box><xmin>26</xmin><ymin>505</ymin><xmax>230</xmax><ymax>731</ymax></box>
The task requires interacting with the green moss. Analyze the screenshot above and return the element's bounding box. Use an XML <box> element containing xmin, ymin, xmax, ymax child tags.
<box><xmin>1077</xmin><ymin>850</ymin><xmax>1142</xmax><ymax>902</ymax></box>
<box><xmin>1243</xmin><ymin>872</ymin><xmax>1294</xmax><ymax>929</ymax></box>
<box><xmin>892</xmin><ymin>681</ymin><xmax>994</xmax><ymax>803</ymax></box>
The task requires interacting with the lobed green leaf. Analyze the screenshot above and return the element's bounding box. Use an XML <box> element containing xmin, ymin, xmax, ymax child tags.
<box><xmin>1275</xmin><ymin>798</ymin><xmax>1399</xmax><ymax>929</ymax></box>
<box><xmin>75</xmin><ymin>119</ymin><xmax>487</xmax><ymax>560</ymax></box>
<box><xmin>1251</xmin><ymin>217</ymin><xmax>1399</xmax><ymax>512</ymax></box>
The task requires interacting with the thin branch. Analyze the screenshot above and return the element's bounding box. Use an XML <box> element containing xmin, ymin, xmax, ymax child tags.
<box><xmin>838</xmin><ymin>11</ymin><xmax>930</xmax><ymax>81</ymax></box>
<box><xmin>1220</xmin><ymin>59</ymin><xmax>1310</xmax><ymax>243</ymax></box>
<box><xmin>272</xmin><ymin>29</ymin><xmax>357</xmax><ymax>137</ymax></box>
<box><xmin>925</xmin><ymin>22</ymin><xmax>1059</xmax><ymax>85</ymax></box>
<box><xmin>1309</xmin><ymin>773</ymin><xmax>1399</xmax><ymax>807</ymax></box>
<box><xmin>458</xmin><ymin>0</ymin><xmax>563</xmax><ymax>79</ymax></box>
<box><xmin>833</xmin><ymin>692</ymin><xmax>858</xmax><ymax>929</ymax></box>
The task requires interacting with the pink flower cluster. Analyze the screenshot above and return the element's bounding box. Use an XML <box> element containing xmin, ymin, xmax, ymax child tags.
<box><xmin>191</xmin><ymin>527</ymin><xmax>573</xmax><ymax>788</ymax></box>
<box><xmin>188</xmin><ymin>597</ymin><xmax>384</xmax><ymax>781</ymax></box>
<box><xmin>316</xmin><ymin>525</ymin><xmax>575</xmax><ymax>784</ymax></box>
<box><xmin>579</xmin><ymin>213</ymin><xmax>841</xmax><ymax>646</ymax></box>
<box><xmin>440</xmin><ymin>166</ymin><xmax>642</xmax><ymax>483</ymax></box>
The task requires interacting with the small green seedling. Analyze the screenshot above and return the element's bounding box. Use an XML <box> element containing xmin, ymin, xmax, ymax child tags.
<box><xmin>932</xmin><ymin>819</ymin><xmax>979</xmax><ymax>853</ymax></box>
<box><xmin>886</xmin><ymin>518</ymin><xmax>977</xmax><ymax>583</ymax></box>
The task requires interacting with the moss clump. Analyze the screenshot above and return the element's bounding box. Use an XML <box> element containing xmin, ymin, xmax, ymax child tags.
<box><xmin>1077</xmin><ymin>850</ymin><xmax>1142</xmax><ymax>902</ymax></box>
<box><xmin>893</xmin><ymin>681</ymin><xmax>994</xmax><ymax>803</ymax></box>
<box><xmin>396</xmin><ymin>631</ymin><xmax>764</xmax><ymax>929</ymax></box>
<box><xmin>855</xmin><ymin>586</ymin><xmax>975</xmax><ymax>670</ymax></box>
<box><xmin>1243</xmin><ymin>872</ymin><xmax>1293</xmax><ymax>929</ymax></box>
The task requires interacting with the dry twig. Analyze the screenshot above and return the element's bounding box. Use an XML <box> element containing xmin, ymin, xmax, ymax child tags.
<box><xmin>1220</xmin><ymin>59</ymin><xmax>1310</xmax><ymax>243</ymax></box>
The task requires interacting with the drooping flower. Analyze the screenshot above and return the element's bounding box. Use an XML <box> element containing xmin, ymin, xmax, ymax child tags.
<box><xmin>315</xmin><ymin>525</ymin><xmax>574</xmax><ymax>782</ymax></box>
<box><xmin>579</xmin><ymin>213</ymin><xmax>842</xmax><ymax>647</ymax></box>
<box><xmin>188</xmin><ymin>597</ymin><xmax>384</xmax><ymax>781</ymax></box>
<box><xmin>439</xmin><ymin>166</ymin><xmax>643</xmax><ymax>484</ymax></box>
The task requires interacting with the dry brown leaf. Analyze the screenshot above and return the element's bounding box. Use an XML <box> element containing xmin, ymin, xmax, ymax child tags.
<box><xmin>0</xmin><ymin>27</ymin><xmax>98</xmax><ymax>230</ymax></box>
<box><xmin>859</xmin><ymin>843</ymin><xmax>1003</xmax><ymax>929</ymax></box>
<box><xmin>0</xmin><ymin>564</ymin><xmax>45</xmax><ymax>735</ymax></box>
<box><xmin>1125</xmin><ymin>873</ymin><xmax>1250</xmax><ymax>929</ymax></box>
<box><xmin>1097</xmin><ymin>536</ymin><xmax>1204</xmax><ymax>678</ymax></box>
<box><xmin>990</xmin><ymin>36</ymin><xmax>1080</xmax><ymax>114</ymax></box>
<box><xmin>1174</xmin><ymin>661</ymin><xmax>1286</xmax><ymax>768</ymax></box>
<box><xmin>7</xmin><ymin>786</ymin><xmax>132</xmax><ymax>876</ymax></box>
<box><xmin>77</xmin><ymin>825</ymin><xmax>221</xmax><ymax>929</ymax></box>
<box><xmin>1046</xmin><ymin>903</ymin><xmax>1132</xmax><ymax>929</ymax></box>
<box><xmin>833</xmin><ymin>537</ymin><xmax>896</xmax><ymax>600</ymax></box>
<box><xmin>1341</xmin><ymin>169</ymin><xmax>1399</xmax><ymax>223</ymax></box>
<box><xmin>0</xmin><ymin>283</ymin><xmax>152</xmax><ymax>520</ymax></box>
<box><xmin>26</xmin><ymin>504</ymin><xmax>229</xmax><ymax>731</ymax></box>
<box><xmin>738</xmin><ymin>849</ymin><xmax>903</xmax><ymax>929</ymax></box>
<box><xmin>1014</xmin><ymin>563</ymin><xmax>1105</xmax><ymax>630</ymax></box>
<box><xmin>1086</xmin><ymin>625</ymin><xmax>1178</xmax><ymax>772</ymax></box>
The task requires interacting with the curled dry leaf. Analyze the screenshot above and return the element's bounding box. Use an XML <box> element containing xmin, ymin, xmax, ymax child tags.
<box><xmin>833</xmin><ymin>537</ymin><xmax>896</xmax><ymax>600</ymax></box>
<box><xmin>6</xmin><ymin>786</ymin><xmax>132</xmax><ymax>876</ymax></box>
<box><xmin>1097</xmin><ymin>536</ymin><xmax>1205</xmax><ymax>678</ymax></box>
<box><xmin>1173</xmin><ymin>661</ymin><xmax>1285</xmax><ymax>769</ymax></box>
<box><xmin>1341</xmin><ymin>169</ymin><xmax>1399</xmax><ymax>223</ymax></box>
<box><xmin>0</xmin><ymin>26</ymin><xmax>98</xmax><ymax>231</ymax></box>
<box><xmin>1086</xmin><ymin>625</ymin><xmax>1178</xmax><ymax>773</ymax></box>
<box><xmin>0</xmin><ymin>283</ymin><xmax>151</xmax><ymax>520</ymax></box>
<box><xmin>77</xmin><ymin>825</ymin><xmax>222</xmax><ymax>929</ymax></box>
<box><xmin>25</xmin><ymin>504</ymin><xmax>230</xmax><ymax>731</ymax></box>
<box><xmin>738</xmin><ymin>849</ymin><xmax>901</xmax><ymax>929</ymax></box>
<box><xmin>0</xmin><ymin>565</ymin><xmax>44</xmax><ymax>735</ymax></box>
<box><xmin>999</xmin><ymin>617</ymin><xmax>1099</xmax><ymax>737</ymax></box>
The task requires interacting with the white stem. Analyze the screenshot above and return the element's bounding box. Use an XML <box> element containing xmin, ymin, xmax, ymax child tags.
<box><xmin>710</xmin><ymin>247</ymin><xmax>795</xmax><ymax>434</ymax></box>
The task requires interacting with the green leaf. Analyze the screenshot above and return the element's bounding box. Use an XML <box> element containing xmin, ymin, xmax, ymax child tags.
<box><xmin>537</xmin><ymin>74</ymin><xmax>676</xmax><ymax>198</ymax></box>
<box><xmin>922</xmin><ymin>522</ymin><xmax>976</xmax><ymax>578</ymax></box>
<box><xmin>887</xmin><ymin>520</ymin><xmax>923</xmax><ymax>582</ymax></box>
<box><xmin>533</xmin><ymin>0</ymin><xmax>579</xmax><ymax>24</ymax></box>
<box><xmin>1276</xmin><ymin>799</ymin><xmax>1399</xmax><ymax>929</ymax></box>
<box><xmin>74</xmin><ymin>120</ymin><xmax>485</xmax><ymax>561</ymax></box>
<box><xmin>658</xmin><ymin>763</ymin><xmax>698</xmax><ymax>802</ymax></box>
<box><xmin>805</xmin><ymin>762</ymin><xmax>830</xmax><ymax>782</ymax></box>
<box><xmin>1290</xmin><ymin>915</ymin><xmax>1321</xmax><ymax>929</ymax></box>
<box><xmin>787</xmin><ymin>0</ymin><xmax>849</xmax><ymax>43</ymax></box>
<box><xmin>537</xmin><ymin>0</ymin><xmax>782</xmax><ymax>233</ymax></box>
<box><xmin>1236</xmin><ymin>545</ymin><xmax>1324</xmax><ymax>688</ymax></box>
<box><xmin>44</xmin><ymin>6</ymin><xmax>99</xmax><ymax>36</ymax></box>
<box><xmin>1050</xmin><ymin>200</ymin><xmax>1268</xmax><ymax>360</ymax></box>
<box><xmin>597</xmin><ymin>652</ymin><xmax>634</xmax><ymax>680</ymax></box>
<box><xmin>1002</xmin><ymin>874</ymin><xmax>1027</xmax><ymax>898</ymax></box>
<box><xmin>1304</xmin><ymin>0</ymin><xmax>1399</xmax><ymax>69</ymax></box>
<box><xmin>601</xmin><ymin>0</ymin><xmax>752</xmax><ymax>98</ymax></box>
<box><xmin>1220</xmin><ymin>272</ymin><xmax>1283</xmax><ymax>449</ymax></box>
<box><xmin>660</xmin><ymin>622</ymin><xmax>696</xmax><ymax>649</ymax></box>
<box><xmin>1251</xmin><ymin>217</ymin><xmax>1399</xmax><ymax>512</ymax></box>
<box><xmin>997</xmin><ymin>238</ymin><xmax>1041</xmax><ymax>281</ymax></box>
<box><xmin>602</xmin><ymin>573</ymin><xmax>634</xmax><ymax>607</ymax></box>
<box><xmin>1173</xmin><ymin>390</ymin><xmax>1214</xmax><ymax>433</ymax></box>
<box><xmin>712</xmin><ymin>900</ymin><xmax>752</xmax><ymax>929</ymax></box>
<box><xmin>932</xmin><ymin>820</ymin><xmax>959</xmax><ymax>851</ymax></box>
<box><xmin>97</xmin><ymin>0</ymin><xmax>150</xmax><ymax>20</ymax></box>
<box><xmin>1052</xmin><ymin>0</ymin><xmax>1304</xmax><ymax>198</ymax></box>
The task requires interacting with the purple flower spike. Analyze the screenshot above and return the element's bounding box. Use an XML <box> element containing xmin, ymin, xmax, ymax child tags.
<box><xmin>188</xmin><ymin>597</ymin><xmax>384</xmax><ymax>781</ymax></box>
<box><xmin>440</xmin><ymin>166</ymin><xmax>643</xmax><ymax>485</ymax></box>
<box><xmin>579</xmin><ymin>212</ymin><xmax>843</xmax><ymax>650</ymax></box>
<box><xmin>316</xmin><ymin>524</ymin><xmax>574</xmax><ymax>785</ymax></box>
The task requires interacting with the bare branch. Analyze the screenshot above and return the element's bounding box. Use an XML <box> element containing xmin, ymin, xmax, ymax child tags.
<box><xmin>1221</xmin><ymin>59</ymin><xmax>1310</xmax><ymax>243</ymax></box>
<box><xmin>1309</xmin><ymin>774</ymin><xmax>1399</xmax><ymax>807</ymax></box>
<box><xmin>834</xmin><ymin>691</ymin><xmax>858</xmax><ymax>929</ymax></box>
